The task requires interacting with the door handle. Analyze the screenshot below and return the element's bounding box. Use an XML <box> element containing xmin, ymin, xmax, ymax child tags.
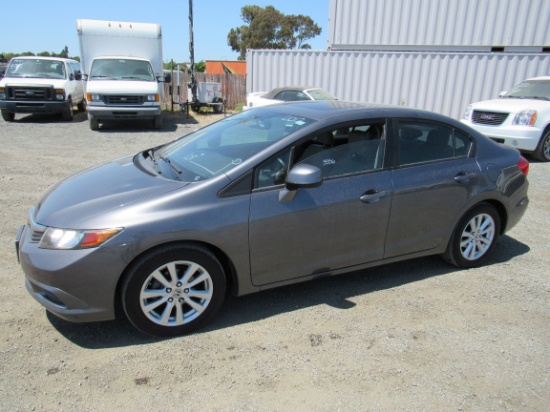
<box><xmin>454</xmin><ymin>171</ymin><xmax>477</xmax><ymax>183</ymax></box>
<box><xmin>360</xmin><ymin>190</ymin><xmax>387</xmax><ymax>204</ymax></box>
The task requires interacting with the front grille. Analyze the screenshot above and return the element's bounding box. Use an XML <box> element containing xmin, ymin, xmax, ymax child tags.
<box><xmin>472</xmin><ymin>110</ymin><xmax>509</xmax><ymax>126</ymax></box>
<box><xmin>7</xmin><ymin>85</ymin><xmax>53</xmax><ymax>101</ymax></box>
<box><xmin>104</xmin><ymin>95</ymin><xmax>144</xmax><ymax>105</ymax></box>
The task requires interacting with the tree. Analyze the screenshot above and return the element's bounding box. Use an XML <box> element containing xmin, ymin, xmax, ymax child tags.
<box><xmin>227</xmin><ymin>5</ymin><xmax>321</xmax><ymax>60</ymax></box>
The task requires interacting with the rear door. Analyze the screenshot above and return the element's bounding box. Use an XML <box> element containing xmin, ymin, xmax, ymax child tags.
<box><xmin>384</xmin><ymin>119</ymin><xmax>478</xmax><ymax>258</ymax></box>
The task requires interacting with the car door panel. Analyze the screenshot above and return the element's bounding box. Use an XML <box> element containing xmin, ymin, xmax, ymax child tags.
<box><xmin>248</xmin><ymin>171</ymin><xmax>392</xmax><ymax>286</ymax></box>
<box><xmin>385</xmin><ymin>158</ymin><xmax>479</xmax><ymax>258</ymax></box>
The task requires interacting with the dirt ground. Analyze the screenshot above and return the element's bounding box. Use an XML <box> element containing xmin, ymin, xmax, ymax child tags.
<box><xmin>0</xmin><ymin>110</ymin><xmax>548</xmax><ymax>412</ymax></box>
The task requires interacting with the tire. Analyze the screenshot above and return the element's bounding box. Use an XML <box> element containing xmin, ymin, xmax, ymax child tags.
<box><xmin>444</xmin><ymin>203</ymin><xmax>501</xmax><ymax>268</ymax></box>
<box><xmin>153</xmin><ymin>114</ymin><xmax>163</xmax><ymax>130</ymax></box>
<box><xmin>532</xmin><ymin>130</ymin><xmax>550</xmax><ymax>162</ymax></box>
<box><xmin>89</xmin><ymin>114</ymin><xmax>99</xmax><ymax>131</ymax></box>
<box><xmin>77</xmin><ymin>98</ymin><xmax>87</xmax><ymax>112</ymax></box>
<box><xmin>212</xmin><ymin>97</ymin><xmax>223</xmax><ymax>114</ymax></box>
<box><xmin>121</xmin><ymin>244</ymin><xmax>226</xmax><ymax>337</ymax></box>
<box><xmin>1</xmin><ymin>110</ymin><xmax>15</xmax><ymax>122</ymax></box>
<box><xmin>62</xmin><ymin>98</ymin><xmax>74</xmax><ymax>121</ymax></box>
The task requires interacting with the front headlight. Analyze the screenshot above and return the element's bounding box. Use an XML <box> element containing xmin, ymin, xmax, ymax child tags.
<box><xmin>146</xmin><ymin>94</ymin><xmax>160</xmax><ymax>102</ymax></box>
<box><xmin>55</xmin><ymin>89</ymin><xmax>66</xmax><ymax>101</ymax></box>
<box><xmin>39</xmin><ymin>227</ymin><xmax>122</xmax><ymax>250</ymax></box>
<box><xmin>463</xmin><ymin>105</ymin><xmax>472</xmax><ymax>120</ymax></box>
<box><xmin>86</xmin><ymin>93</ymin><xmax>102</xmax><ymax>102</ymax></box>
<box><xmin>0</xmin><ymin>87</ymin><xmax>6</xmax><ymax>100</ymax></box>
<box><xmin>513</xmin><ymin>110</ymin><xmax>537</xmax><ymax>126</ymax></box>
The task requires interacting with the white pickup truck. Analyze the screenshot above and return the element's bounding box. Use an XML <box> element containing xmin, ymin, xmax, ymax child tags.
<box><xmin>461</xmin><ymin>76</ymin><xmax>550</xmax><ymax>162</ymax></box>
<box><xmin>0</xmin><ymin>56</ymin><xmax>85</xmax><ymax>122</ymax></box>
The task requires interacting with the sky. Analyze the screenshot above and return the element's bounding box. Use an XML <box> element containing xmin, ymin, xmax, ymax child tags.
<box><xmin>1</xmin><ymin>0</ymin><xmax>330</xmax><ymax>63</ymax></box>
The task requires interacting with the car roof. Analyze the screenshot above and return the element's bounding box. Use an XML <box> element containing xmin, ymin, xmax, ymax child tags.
<box><xmin>9</xmin><ymin>56</ymin><xmax>79</xmax><ymax>63</ymax></box>
<box><xmin>259</xmin><ymin>100</ymin><xmax>462</xmax><ymax>126</ymax></box>
<box><xmin>263</xmin><ymin>86</ymin><xmax>318</xmax><ymax>99</ymax></box>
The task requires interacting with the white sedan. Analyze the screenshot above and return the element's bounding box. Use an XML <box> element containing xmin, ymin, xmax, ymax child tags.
<box><xmin>461</xmin><ymin>76</ymin><xmax>550</xmax><ymax>162</ymax></box>
<box><xmin>244</xmin><ymin>86</ymin><xmax>337</xmax><ymax>110</ymax></box>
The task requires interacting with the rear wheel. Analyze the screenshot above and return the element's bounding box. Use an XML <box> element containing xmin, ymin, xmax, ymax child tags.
<box><xmin>62</xmin><ymin>98</ymin><xmax>74</xmax><ymax>121</ymax></box>
<box><xmin>121</xmin><ymin>244</ymin><xmax>226</xmax><ymax>337</ymax></box>
<box><xmin>444</xmin><ymin>203</ymin><xmax>500</xmax><ymax>268</ymax></box>
<box><xmin>1</xmin><ymin>110</ymin><xmax>15</xmax><ymax>122</ymax></box>
<box><xmin>532</xmin><ymin>130</ymin><xmax>550</xmax><ymax>162</ymax></box>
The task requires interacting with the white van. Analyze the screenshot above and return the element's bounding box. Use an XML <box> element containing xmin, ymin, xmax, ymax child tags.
<box><xmin>77</xmin><ymin>19</ymin><xmax>170</xmax><ymax>130</ymax></box>
<box><xmin>0</xmin><ymin>56</ymin><xmax>85</xmax><ymax>122</ymax></box>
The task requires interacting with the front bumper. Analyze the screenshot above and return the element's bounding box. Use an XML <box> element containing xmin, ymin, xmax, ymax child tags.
<box><xmin>16</xmin><ymin>224</ymin><xmax>125</xmax><ymax>323</ymax></box>
<box><xmin>461</xmin><ymin>120</ymin><xmax>541</xmax><ymax>152</ymax></box>
<box><xmin>0</xmin><ymin>100</ymin><xmax>69</xmax><ymax>114</ymax></box>
<box><xmin>87</xmin><ymin>105</ymin><xmax>161</xmax><ymax>120</ymax></box>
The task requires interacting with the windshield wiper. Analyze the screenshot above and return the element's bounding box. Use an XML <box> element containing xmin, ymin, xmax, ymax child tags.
<box><xmin>159</xmin><ymin>156</ymin><xmax>182</xmax><ymax>174</ymax></box>
<box><xmin>147</xmin><ymin>149</ymin><xmax>161</xmax><ymax>173</ymax></box>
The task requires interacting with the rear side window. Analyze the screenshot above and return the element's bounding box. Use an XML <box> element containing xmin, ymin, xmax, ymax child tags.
<box><xmin>397</xmin><ymin>121</ymin><xmax>472</xmax><ymax>165</ymax></box>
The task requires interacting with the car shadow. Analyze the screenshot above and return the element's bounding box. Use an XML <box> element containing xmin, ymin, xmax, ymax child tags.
<box><xmin>46</xmin><ymin>234</ymin><xmax>529</xmax><ymax>349</ymax></box>
<box><xmin>12</xmin><ymin>111</ymin><xmax>88</xmax><ymax>124</ymax></box>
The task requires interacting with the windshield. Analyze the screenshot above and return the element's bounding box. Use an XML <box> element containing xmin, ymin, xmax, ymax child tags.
<box><xmin>6</xmin><ymin>59</ymin><xmax>66</xmax><ymax>79</ymax></box>
<box><xmin>307</xmin><ymin>88</ymin><xmax>337</xmax><ymax>100</ymax></box>
<box><xmin>503</xmin><ymin>79</ymin><xmax>550</xmax><ymax>100</ymax></box>
<box><xmin>90</xmin><ymin>58</ymin><xmax>155</xmax><ymax>81</ymax></box>
<box><xmin>155</xmin><ymin>109</ymin><xmax>316</xmax><ymax>182</ymax></box>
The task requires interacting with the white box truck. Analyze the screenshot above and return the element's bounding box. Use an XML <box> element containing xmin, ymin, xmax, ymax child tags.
<box><xmin>77</xmin><ymin>19</ymin><xmax>170</xmax><ymax>130</ymax></box>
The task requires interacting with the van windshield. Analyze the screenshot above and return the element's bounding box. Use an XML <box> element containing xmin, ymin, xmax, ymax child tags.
<box><xmin>6</xmin><ymin>59</ymin><xmax>67</xmax><ymax>79</ymax></box>
<box><xmin>90</xmin><ymin>58</ymin><xmax>155</xmax><ymax>81</ymax></box>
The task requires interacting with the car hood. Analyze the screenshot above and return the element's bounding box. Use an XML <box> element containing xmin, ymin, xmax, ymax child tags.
<box><xmin>34</xmin><ymin>154</ymin><xmax>188</xmax><ymax>228</ymax></box>
<box><xmin>470</xmin><ymin>97</ymin><xmax>550</xmax><ymax>112</ymax></box>
<box><xmin>0</xmin><ymin>77</ymin><xmax>72</xmax><ymax>88</ymax></box>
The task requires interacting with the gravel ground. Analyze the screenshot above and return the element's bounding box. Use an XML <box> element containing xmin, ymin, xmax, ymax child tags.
<box><xmin>0</xmin><ymin>111</ymin><xmax>548</xmax><ymax>412</ymax></box>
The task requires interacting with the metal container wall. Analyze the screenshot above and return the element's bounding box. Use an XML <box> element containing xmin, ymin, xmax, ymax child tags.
<box><xmin>246</xmin><ymin>50</ymin><xmax>550</xmax><ymax>119</ymax></box>
<box><xmin>328</xmin><ymin>0</ymin><xmax>550</xmax><ymax>50</ymax></box>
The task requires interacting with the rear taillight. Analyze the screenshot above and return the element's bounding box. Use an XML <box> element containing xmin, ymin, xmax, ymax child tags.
<box><xmin>518</xmin><ymin>155</ymin><xmax>529</xmax><ymax>176</ymax></box>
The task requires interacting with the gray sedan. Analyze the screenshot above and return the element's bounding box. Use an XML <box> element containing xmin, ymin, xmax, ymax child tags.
<box><xmin>16</xmin><ymin>101</ymin><xmax>530</xmax><ymax>337</ymax></box>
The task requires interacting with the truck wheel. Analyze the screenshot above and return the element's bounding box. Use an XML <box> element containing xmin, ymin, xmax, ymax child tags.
<box><xmin>532</xmin><ymin>130</ymin><xmax>550</xmax><ymax>162</ymax></box>
<box><xmin>153</xmin><ymin>114</ymin><xmax>163</xmax><ymax>130</ymax></box>
<box><xmin>89</xmin><ymin>114</ymin><xmax>99</xmax><ymax>131</ymax></box>
<box><xmin>77</xmin><ymin>99</ymin><xmax>87</xmax><ymax>112</ymax></box>
<box><xmin>212</xmin><ymin>97</ymin><xmax>223</xmax><ymax>114</ymax></box>
<box><xmin>62</xmin><ymin>98</ymin><xmax>74</xmax><ymax>121</ymax></box>
<box><xmin>1</xmin><ymin>110</ymin><xmax>15</xmax><ymax>122</ymax></box>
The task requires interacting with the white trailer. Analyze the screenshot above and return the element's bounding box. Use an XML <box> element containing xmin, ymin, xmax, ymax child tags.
<box><xmin>77</xmin><ymin>19</ymin><xmax>170</xmax><ymax>130</ymax></box>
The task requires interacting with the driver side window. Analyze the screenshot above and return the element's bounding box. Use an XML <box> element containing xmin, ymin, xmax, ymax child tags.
<box><xmin>296</xmin><ymin>123</ymin><xmax>386</xmax><ymax>179</ymax></box>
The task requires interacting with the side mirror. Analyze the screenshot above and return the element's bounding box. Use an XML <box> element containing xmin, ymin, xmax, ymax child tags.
<box><xmin>161</xmin><ymin>73</ymin><xmax>172</xmax><ymax>83</ymax></box>
<box><xmin>279</xmin><ymin>164</ymin><xmax>322</xmax><ymax>202</ymax></box>
<box><xmin>69</xmin><ymin>73</ymin><xmax>75</xmax><ymax>81</ymax></box>
<box><xmin>74</xmin><ymin>71</ymin><xmax>82</xmax><ymax>81</ymax></box>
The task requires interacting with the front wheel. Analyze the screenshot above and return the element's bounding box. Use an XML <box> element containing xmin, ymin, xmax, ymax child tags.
<box><xmin>1</xmin><ymin>110</ymin><xmax>15</xmax><ymax>122</ymax></box>
<box><xmin>532</xmin><ymin>130</ymin><xmax>550</xmax><ymax>162</ymax></box>
<box><xmin>121</xmin><ymin>244</ymin><xmax>226</xmax><ymax>337</ymax></box>
<box><xmin>62</xmin><ymin>98</ymin><xmax>74</xmax><ymax>121</ymax></box>
<box><xmin>444</xmin><ymin>203</ymin><xmax>500</xmax><ymax>268</ymax></box>
<box><xmin>89</xmin><ymin>114</ymin><xmax>99</xmax><ymax>130</ymax></box>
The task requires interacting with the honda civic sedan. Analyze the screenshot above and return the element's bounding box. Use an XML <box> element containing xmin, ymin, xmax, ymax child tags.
<box><xmin>16</xmin><ymin>101</ymin><xmax>530</xmax><ymax>337</ymax></box>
